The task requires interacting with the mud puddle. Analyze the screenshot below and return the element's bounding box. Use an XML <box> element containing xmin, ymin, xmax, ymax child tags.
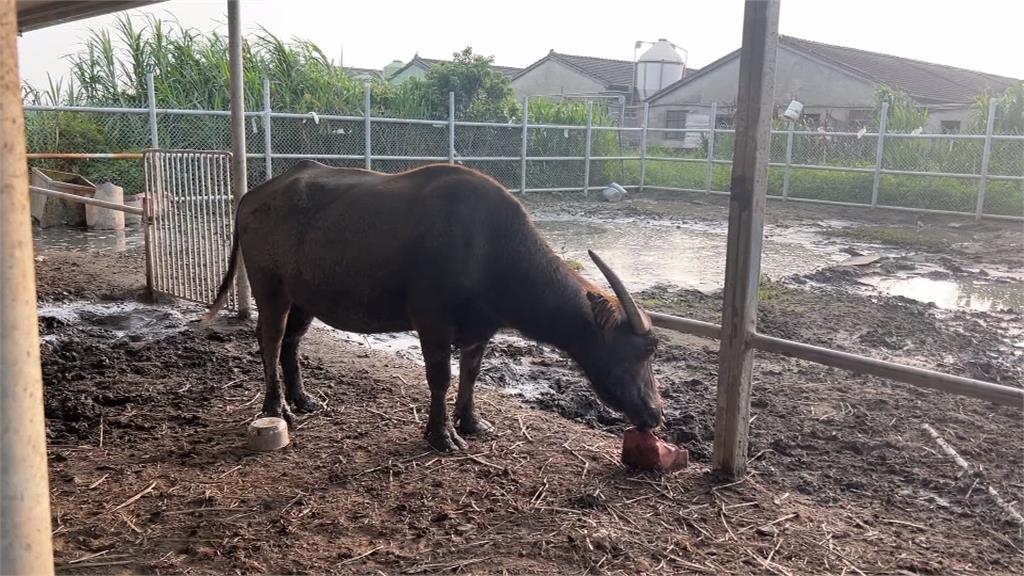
<box><xmin>37</xmin><ymin>300</ymin><xmax>188</xmax><ymax>344</ymax></box>
<box><xmin>33</xmin><ymin>226</ymin><xmax>144</xmax><ymax>253</ymax></box>
<box><xmin>532</xmin><ymin>216</ymin><xmax>890</xmax><ymax>291</ymax></box>
<box><xmin>858</xmin><ymin>272</ymin><xmax>1024</xmax><ymax>312</ymax></box>
<box><xmin>317</xmin><ymin>322</ymin><xmax>571</xmax><ymax>402</ymax></box>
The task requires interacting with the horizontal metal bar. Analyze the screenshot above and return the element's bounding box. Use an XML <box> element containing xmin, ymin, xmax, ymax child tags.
<box><xmin>591</xmin><ymin>126</ymin><xmax>643</xmax><ymax>132</ymax></box>
<box><xmin>985</xmin><ymin>174</ymin><xmax>1024</xmax><ymax>182</ymax></box>
<box><xmin>990</xmin><ymin>134</ymin><xmax>1024</xmax><ymax>141</ymax></box>
<box><xmin>247</xmin><ymin>153</ymin><xmax>365</xmax><ymax>161</ymax></box>
<box><xmin>454</xmin><ymin>120</ymin><xmax>522</xmax><ymax>128</ymax></box>
<box><xmin>28</xmin><ymin>185</ymin><xmax>143</xmax><ymax>215</ymax></box>
<box><xmin>644</xmin><ymin>156</ymin><xmax>706</xmax><ymax>164</ymax></box>
<box><xmin>457</xmin><ymin>156</ymin><xmax>522</xmax><ymax>162</ymax></box>
<box><xmin>528</xmin><ymin>123</ymin><xmax>588</xmax><ymax>131</ymax></box>
<box><xmin>879</xmin><ymin>168</ymin><xmax>979</xmax><ymax>179</ymax></box>
<box><xmin>27</xmin><ymin>152</ymin><xmax>143</xmax><ymax>160</ymax></box>
<box><xmin>749</xmin><ymin>332</ymin><xmax>1023</xmax><ymax>408</ymax></box>
<box><xmin>270</xmin><ymin>111</ymin><xmax>363</xmax><ymax>122</ymax></box>
<box><xmin>144</xmin><ymin>148</ymin><xmax>232</xmax><ymax>157</ymax></box>
<box><xmin>647</xmin><ymin>127</ymin><xmax>711</xmax><ymax>134</ymax></box>
<box><xmin>370</xmin><ymin>116</ymin><xmax>446</xmax><ymax>126</ymax></box>
<box><xmin>768</xmin><ymin>162</ymin><xmax>875</xmax><ymax>174</ymax></box>
<box><xmin>24</xmin><ymin>104</ymin><xmax>147</xmax><ymax>114</ymax></box>
<box><xmin>588</xmin><ymin>156</ymin><xmax>643</xmax><ymax>161</ymax></box>
<box><xmin>524</xmin><ymin>156</ymin><xmax>586</xmax><ymax>161</ymax></box>
<box><xmin>372</xmin><ymin>156</ymin><xmax>448</xmax><ymax>162</ymax></box>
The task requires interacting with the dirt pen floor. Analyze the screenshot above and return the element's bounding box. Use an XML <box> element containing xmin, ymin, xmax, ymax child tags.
<box><xmin>35</xmin><ymin>191</ymin><xmax>1023</xmax><ymax>574</ymax></box>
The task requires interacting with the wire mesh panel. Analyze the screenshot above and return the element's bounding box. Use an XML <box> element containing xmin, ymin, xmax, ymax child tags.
<box><xmin>144</xmin><ymin>150</ymin><xmax>236</xmax><ymax>309</ymax></box>
<box><xmin>25</xmin><ymin>109</ymin><xmax>152</xmax><ymax>195</ymax></box>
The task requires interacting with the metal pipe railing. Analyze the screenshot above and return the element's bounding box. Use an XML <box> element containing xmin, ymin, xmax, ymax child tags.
<box><xmin>28</xmin><ymin>185</ymin><xmax>143</xmax><ymax>214</ymax></box>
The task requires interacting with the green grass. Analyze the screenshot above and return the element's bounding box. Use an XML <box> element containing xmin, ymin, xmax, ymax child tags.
<box><xmin>614</xmin><ymin>159</ymin><xmax>1023</xmax><ymax>218</ymax></box>
<box><xmin>826</xmin><ymin>226</ymin><xmax>952</xmax><ymax>251</ymax></box>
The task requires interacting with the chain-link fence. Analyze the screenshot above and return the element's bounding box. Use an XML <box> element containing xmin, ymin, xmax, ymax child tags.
<box><xmin>641</xmin><ymin>101</ymin><xmax>1023</xmax><ymax>218</ymax></box>
<box><xmin>23</xmin><ymin>85</ymin><xmax>1024</xmax><ymax>220</ymax></box>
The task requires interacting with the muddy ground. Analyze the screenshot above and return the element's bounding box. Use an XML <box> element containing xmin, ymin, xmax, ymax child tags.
<box><xmin>36</xmin><ymin>192</ymin><xmax>1023</xmax><ymax>574</ymax></box>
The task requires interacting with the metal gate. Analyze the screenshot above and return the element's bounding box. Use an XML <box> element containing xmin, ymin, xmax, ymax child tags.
<box><xmin>144</xmin><ymin>149</ymin><xmax>236</xmax><ymax>309</ymax></box>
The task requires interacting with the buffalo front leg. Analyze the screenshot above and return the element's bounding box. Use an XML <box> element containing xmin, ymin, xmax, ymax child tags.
<box><xmin>454</xmin><ymin>340</ymin><xmax>493</xmax><ymax>436</ymax></box>
<box><xmin>419</xmin><ymin>336</ymin><xmax>467</xmax><ymax>452</ymax></box>
<box><xmin>280</xmin><ymin>305</ymin><xmax>320</xmax><ymax>413</ymax></box>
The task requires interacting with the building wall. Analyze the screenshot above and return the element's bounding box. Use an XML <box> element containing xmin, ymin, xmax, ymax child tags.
<box><xmin>390</xmin><ymin>64</ymin><xmax>429</xmax><ymax>85</ymax></box>
<box><xmin>647</xmin><ymin>47</ymin><xmax>881</xmax><ymax>147</ymax></box>
<box><xmin>926</xmin><ymin>108</ymin><xmax>973</xmax><ymax>133</ymax></box>
<box><xmin>512</xmin><ymin>60</ymin><xmax>608</xmax><ymax>100</ymax></box>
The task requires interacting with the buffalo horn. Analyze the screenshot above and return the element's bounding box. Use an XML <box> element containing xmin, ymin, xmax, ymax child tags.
<box><xmin>588</xmin><ymin>250</ymin><xmax>651</xmax><ymax>334</ymax></box>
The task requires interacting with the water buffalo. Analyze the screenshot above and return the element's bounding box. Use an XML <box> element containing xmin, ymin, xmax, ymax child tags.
<box><xmin>205</xmin><ymin>161</ymin><xmax>663</xmax><ymax>452</ymax></box>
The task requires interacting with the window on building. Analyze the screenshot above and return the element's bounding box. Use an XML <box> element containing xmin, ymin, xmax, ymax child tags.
<box><xmin>940</xmin><ymin>120</ymin><xmax>961</xmax><ymax>134</ymax></box>
<box><xmin>666</xmin><ymin>110</ymin><xmax>688</xmax><ymax>140</ymax></box>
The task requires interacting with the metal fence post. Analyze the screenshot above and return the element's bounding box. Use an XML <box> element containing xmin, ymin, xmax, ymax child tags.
<box><xmin>227</xmin><ymin>0</ymin><xmax>251</xmax><ymax>318</ymax></box>
<box><xmin>583</xmin><ymin>100</ymin><xmax>593</xmax><ymax>195</ymax></box>
<box><xmin>640</xmin><ymin>102</ymin><xmax>649</xmax><ymax>191</ymax></box>
<box><xmin>871</xmin><ymin>101</ymin><xmax>889</xmax><ymax>208</ymax></box>
<box><xmin>363</xmin><ymin>81</ymin><xmax>372</xmax><ymax>170</ymax></box>
<box><xmin>448</xmin><ymin>91</ymin><xmax>455</xmax><ymax>164</ymax></box>
<box><xmin>520</xmin><ymin>97</ymin><xmax>529</xmax><ymax>193</ymax></box>
<box><xmin>705</xmin><ymin>102</ymin><xmax>718</xmax><ymax>194</ymax></box>
<box><xmin>146</xmin><ymin>72</ymin><xmax>158</xmax><ymax>148</ymax></box>
<box><xmin>262</xmin><ymin>77</ymin><xmax>273</xmax><ymax>180</ymax></box>
<box><xmin>975</xmin><ymin>102</ymin><xmax>997</xmax><ymax>220</ymax></box>
<box><xmin>782</xmin><ymin>120</ymin><xmax>794</xmax><ymax>199</ymax></box>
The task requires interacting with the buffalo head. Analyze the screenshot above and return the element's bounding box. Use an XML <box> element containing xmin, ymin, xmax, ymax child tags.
<box><xmin>578</xmin><ymin>250</ymin><xmax>664</xmax><ymax>430</ymax></box>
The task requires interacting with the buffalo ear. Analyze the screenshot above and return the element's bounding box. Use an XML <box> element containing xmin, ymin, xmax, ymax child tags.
<box><xmin>587</xmin><ymin>291</ymin><xmax>621</xmax><ymax>331</ymax></box>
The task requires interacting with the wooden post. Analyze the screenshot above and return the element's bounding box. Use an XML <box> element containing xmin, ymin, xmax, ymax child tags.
<box><xmin>0</xmin><ymin>0</ymin><xmax>56</xmax><ymax>572</ymax></box>
<box><xmin>712</xmin><ymin>0</ymin><xmax>780</xmax><ymax>479</ymax></box>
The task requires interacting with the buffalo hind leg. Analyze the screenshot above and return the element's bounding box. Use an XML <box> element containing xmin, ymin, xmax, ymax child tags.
<box><xmin>454</xmin><ymin>339</ymin><xmax>494</xmax><ymax>436</ymax></box>
<box><xmin>419</xmin><ymin>332</ymin><xmax>467</xmax><ymax>452</ymax></box>
<box><xmin>254</xmin><ymin>294</ymin><xmax>293</xmax><ymax>424</ymax></box>
<box><xmin>280</xmin><ymin>305</ymin><xmax>320</xmax><ymax>413</ymax></box>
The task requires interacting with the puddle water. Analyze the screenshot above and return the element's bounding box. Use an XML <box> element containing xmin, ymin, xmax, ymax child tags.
<box><xmin>859</xmin><ymin>275</ymin><xmax>1024</xmax><ymax>312</ymax></box>
<box><xmin>37</xmin><ymin>300</ymin><xmax>187</xmax><ymax>344</ymax></box>
<box><xmin>533</xmin><ymin>217</ymin><xmax>864</xmax><ymax>292</ymax></box>
<box><xmin>33</xmin><ymin>226</ymin><xmax>145</xmax><ymax>253</ymax></box>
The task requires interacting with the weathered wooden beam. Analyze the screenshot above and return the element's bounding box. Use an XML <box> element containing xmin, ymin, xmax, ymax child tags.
<box><xmin>1</xmin><ymin>0</ymin><xmax>55</xmax><ymax>572</ymax></box>
<box><xmin>712</xmin><ymin>0</ymin><xmax>780</xmax><ymax>479</ymax></box>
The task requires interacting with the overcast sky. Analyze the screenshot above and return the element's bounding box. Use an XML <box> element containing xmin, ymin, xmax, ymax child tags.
<box><xmin>17</xmin><ymin>0</ymin><xmax>1023</xmax><ymax>89</ymax></box>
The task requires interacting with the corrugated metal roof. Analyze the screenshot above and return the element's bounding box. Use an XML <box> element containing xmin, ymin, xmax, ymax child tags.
<box><xmin>780</xmin><ymin>36</ymin><xmax>1019</xmax><ymax>105</ymax></box>
<box><xmin>649</xmin><ymin>36</ymin><xmax>1020</xmax><ymax>105</ymax></box>
<box><xmin>548</xmin><ymin>52</ymin><xmax>635</xmax><ymax>89</ymax></box>
<box><xmin>16</xmin><ymin>1</ymin><xmax>164</xmax><ymax>33</ymax></box>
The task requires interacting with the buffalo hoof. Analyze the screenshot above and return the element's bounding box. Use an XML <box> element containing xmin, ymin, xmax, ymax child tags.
<box><xmin>425</xmin><ymin>424</ymin><xmax>468</xmax><ymax>452</ymax></box>
<box><xmin>288</xmin><ymin>392</ymin><xmax>322</xmax><ymax>414</ymax></box>
<box><xmin>260</xmin><ymin>402</ymin><xmax>296</xmax><ymax>427</ymax></box>
<box><xmin>456</xmin><ymin>414</ymin><xmax>494</xmax><ymax>436</ymax></box>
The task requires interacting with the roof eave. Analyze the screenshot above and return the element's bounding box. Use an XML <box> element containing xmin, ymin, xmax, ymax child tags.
<box><xmin>17</xmin><ymin>0</ymin><xmax>165</xmax><ymax>33</ymax></box>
